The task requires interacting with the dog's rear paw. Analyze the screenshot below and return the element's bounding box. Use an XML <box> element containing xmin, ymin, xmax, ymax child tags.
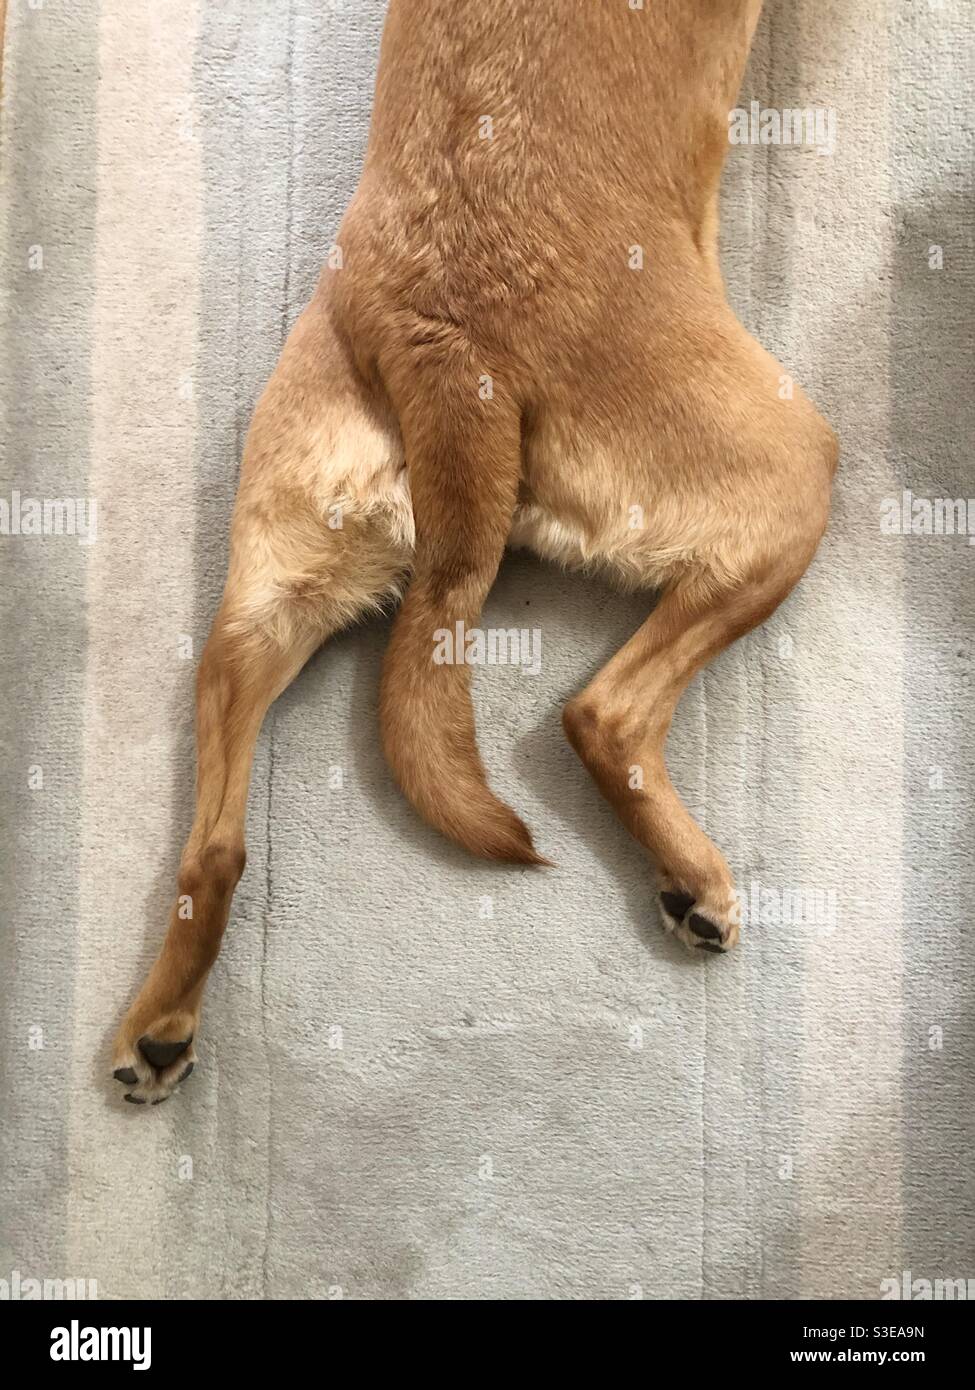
<box><xmin>659</xmin><ymin>883</ymin><xmax>739</xmax><ymax>954</ymax></box>
<box><xmin>111</xmin><ymin>1013</ymin><xmax>198</xmax><ymax>1105</ymax></box>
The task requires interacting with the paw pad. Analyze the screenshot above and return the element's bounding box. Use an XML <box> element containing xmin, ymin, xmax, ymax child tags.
<box><xmin>661</xmin><ymin>890</ymin><xmax>696</xmax><ymax>921</ymax></box>
<box><xmin>687</xmin><ymin>912</ymin><xmax>722</xmax><ymax>942</ymax></box>
<box><xmin>138</xmin><ymin>1035</ymin><xmax>192</xmax><ymax>1069</ymax></box>
<box><xmin>113</xmin><ymin>1031</ymin><xmax>197</xmax><ymax>1106</ymax></box>
<box><xmin>658</xmin><ymin>888</ymin><xmax>736</xmax><ymax>954</ymax></box>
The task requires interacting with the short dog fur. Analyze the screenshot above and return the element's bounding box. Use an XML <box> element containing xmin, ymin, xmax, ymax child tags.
<box><xmin>113</xmin><ymin>0</ymin><xmax>837</xmax><ymax>1102</ymax></box>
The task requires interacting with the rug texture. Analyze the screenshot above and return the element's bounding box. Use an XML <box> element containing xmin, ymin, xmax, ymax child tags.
<box><xmin>1</xmin><ymin>0</ymin><xmax>973</xmax><ymax>1299</ymax></box>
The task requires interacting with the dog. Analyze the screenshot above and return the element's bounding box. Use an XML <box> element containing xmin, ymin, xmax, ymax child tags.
<box><xmin>112</xmin><ymin>0</ymin><xmax>837</xmax><ymax>1103</ymax></box>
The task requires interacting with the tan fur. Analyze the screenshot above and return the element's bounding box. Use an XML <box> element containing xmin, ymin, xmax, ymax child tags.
<box><xmin>113</xmin><ymin>0</ymin><xmax>837</xmax><ymax>1100</ymax></box>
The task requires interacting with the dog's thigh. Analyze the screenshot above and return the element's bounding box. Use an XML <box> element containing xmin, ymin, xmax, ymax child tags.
<box><xmin>513</xmin><ymin>329</ymin><xmax>836</xmax><ymax>595</ymax></box>
<box><xmin>228</xmin><ymin>295</ymin><xmax>415</xmax><ymax>643</ymax></box>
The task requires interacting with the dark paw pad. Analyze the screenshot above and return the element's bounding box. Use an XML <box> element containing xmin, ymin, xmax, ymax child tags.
<box><xmin>176</xmin><ymin>1063</ymin><xmax>194</xmax><ymax>1085</ymax></box>
<box><xmin>123</xmin><ymin>1093</ymin><xmax>147</xmax><ymax>1105</ymax></box>
<box><xmin>697</xmin><ymin>941</ymin><xmax>726</xmax><ymax>955</ymax></box>
<box><xmin>688</xmin><ymin>912</ymin><xmax>723</xmax><ymax>942</ymax></box>
<box><xmin>138</xmin><ymin>1035</ymin><xmax>192</xmax><ymax>1070</ymax></box>
<box><xmin>661</xmin><ymin>890</ymin><xmax>695</xmax><ymax>921</ymax></box>
<box><xmin>113</xmin><ymin>1067</ymin><xmax>138</xmax><ymax>1086</ymax></box>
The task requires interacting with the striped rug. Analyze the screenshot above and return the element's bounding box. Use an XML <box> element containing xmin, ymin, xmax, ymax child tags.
<box><xmin>1</xmin><ymin>1</ymin><xmax>972</xmax><ymax>1299</ymax></box>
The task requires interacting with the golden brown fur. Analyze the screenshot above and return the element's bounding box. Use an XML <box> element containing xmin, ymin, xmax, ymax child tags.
<box><xmin>113</xmin><ymin>0</ymin><xmax>837</xmax><ymax>1101</ymax></box>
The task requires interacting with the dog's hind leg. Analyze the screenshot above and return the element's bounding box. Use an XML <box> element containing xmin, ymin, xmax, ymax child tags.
<box><xmin>562</xmin><ymin>431</ymin><xmax>834</xmax><ymax>957</ymax></box>
<box><xmin>563</xmin><ymin>571</ymin><xmax>797</xmax><ymax>955</ymax></box>
<box><xmin>111</xmin><ymin>301</ymin><xmax>411</xmax><ymax>1103</ymax></box>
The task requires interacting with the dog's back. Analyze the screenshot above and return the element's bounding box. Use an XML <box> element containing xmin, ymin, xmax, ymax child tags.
<box><xmin>342</xmin><ymin>0</ymin><xmax>763</xmax><ymax>340</ymax></box>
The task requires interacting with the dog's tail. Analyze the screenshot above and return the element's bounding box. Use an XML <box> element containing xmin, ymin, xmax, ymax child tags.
<box><xmin>379</xmin><ymin>375</ymin><xmax>547</xmax><ymax>865</ymax></box>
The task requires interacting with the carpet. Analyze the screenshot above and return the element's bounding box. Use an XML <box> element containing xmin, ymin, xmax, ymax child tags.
<box><xmin>1</xmin><ymin>0</ymin><xmax>972</xmax><ymax>1299</ymax></box>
